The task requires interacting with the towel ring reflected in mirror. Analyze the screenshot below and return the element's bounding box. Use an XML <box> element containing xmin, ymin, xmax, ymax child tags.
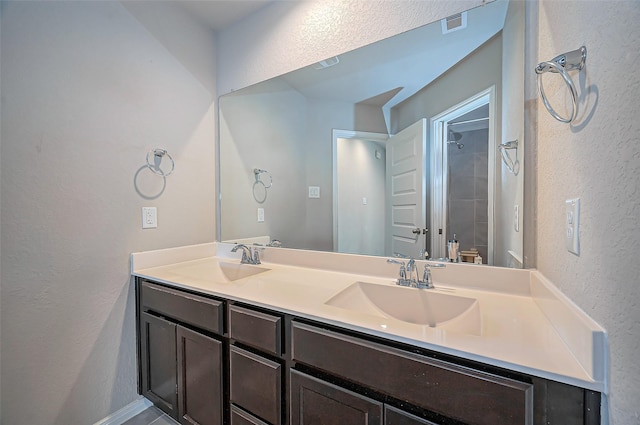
<box><xmin>253</xmin><ymin>168</ymin><xmax>272</xmax><ymax>203</ymax></box>
<box><xmin>499</xmin><ymin>139</ymin><xmax>519</xmax><ymax>175</ymax></box>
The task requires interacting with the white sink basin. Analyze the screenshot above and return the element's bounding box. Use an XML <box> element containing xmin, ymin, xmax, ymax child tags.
<box><xmin>325</xmin><ymin>281</ymin><xmax>481</xmax><ymax>334</ymax></box>
<box><xmin>216</xmin><ymin>262</ymin><xmax>270</xmax><ymax>281</ymax></box>
<box><xmin>171</xmin><ymin>261</ymin><xmax>270</xmax><ymax>283</ymax></box>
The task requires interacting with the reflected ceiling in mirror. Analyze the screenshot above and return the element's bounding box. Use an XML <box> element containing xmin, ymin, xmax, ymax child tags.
<box><xmin>219</xmin><ymin>0</ymin><xmax>526</xmax><ymax>268</ymax></box>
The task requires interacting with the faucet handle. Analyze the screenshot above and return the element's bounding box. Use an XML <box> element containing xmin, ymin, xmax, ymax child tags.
<box><xmin>418</xmin><ymin>263</ymin><xmax>446</xmax><ymax>289</ymax></box>
<box><xmin>387</xmin><ymin>259</ymin><xmax>411</xmax><ymax>286</ymax></box>
<box><xmin>252</xmin><ymin>246</ymin><xmax>264</xmax><ymax>265</ymax></box>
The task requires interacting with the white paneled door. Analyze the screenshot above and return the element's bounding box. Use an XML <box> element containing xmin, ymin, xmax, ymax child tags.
<box><xmin>385</xmin><ymin>119</ymin><xmax>427</xmax><ymax>258</ymax></box>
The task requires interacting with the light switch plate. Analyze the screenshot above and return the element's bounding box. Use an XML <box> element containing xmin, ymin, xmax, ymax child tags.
<box><xmin>142</xmin><ymin>207</ymin><xmax>157</xmax><ymax>229</ymax></box>
<box><xmin>257</xmin><ymin>208</ymin><xmax>265</xmax><ymax>222</ymax></box>
<box><xmin>565</xmin><ymin>198</ymin><xmax>580</xmax><ymax>255</ymax></box>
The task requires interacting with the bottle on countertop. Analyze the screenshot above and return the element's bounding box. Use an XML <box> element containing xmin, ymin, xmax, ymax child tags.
<box><xmin>447</xmin><ymin>234</ymin><xmax>460</xmax><ymax>263</ymax></box>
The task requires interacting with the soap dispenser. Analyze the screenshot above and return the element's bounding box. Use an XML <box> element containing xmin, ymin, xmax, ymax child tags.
<box><xmin>447</xmin><ymin>234</ymin><xmax>460</xmax><ymax>263</ymax></box>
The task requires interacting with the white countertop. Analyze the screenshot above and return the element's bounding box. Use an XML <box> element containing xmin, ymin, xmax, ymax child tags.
<box><xmin>131</xmin><ymin>242</ymin><xmax>607</xmax><ymax>393</ymax></box>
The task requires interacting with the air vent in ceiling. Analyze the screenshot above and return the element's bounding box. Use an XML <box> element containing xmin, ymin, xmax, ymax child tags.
<box><xmin>314</xmin><ymin>56</ymin><xmax>340</xmax><ymax>70</ymax></box>
<box><xmin>441</xmin><ymin>11</ymin><xmax>467</xmax><ymax>34</ymax></box>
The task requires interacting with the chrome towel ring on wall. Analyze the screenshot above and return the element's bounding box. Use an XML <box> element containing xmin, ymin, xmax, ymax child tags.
<box><xmin>146</xmin><ymin>148</ymin><xmax>175</xmax><ymax>177</ymax></box>
<box><xmin>535</xmin><ymin>46</ymin><xmax>587</xmax><ymax>123</ymax></box>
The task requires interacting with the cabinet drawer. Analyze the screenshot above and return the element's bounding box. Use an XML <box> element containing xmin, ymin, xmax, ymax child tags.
<box><xmin>229</xmin><ymin>304</ymin><xmax>282</xmax><ymax>356</ymax></box>
<box><xmin>231</xmin><ymin>405</ymin><xmax>271</xmax><ymax>425</ymax></box>
<box><xmin>230</xmin><ymin>346</ymin><xmax>282</xmax><ymax>425</ymax></box>
<box><xmin>291</xmin><ymin>321</ymin><xmax>533</xmax><ymax>425</ymax></box>
<box><xmin>141</xmin><ymin>281</ymin><xmax>223</xmax><ymax>334</ymax></box>
<box><xmin>384</xmin><ymin>405</ymin><xmax>437</xmax><ymax>425</ymax></box>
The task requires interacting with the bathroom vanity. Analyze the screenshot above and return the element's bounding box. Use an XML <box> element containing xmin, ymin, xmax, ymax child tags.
<box><xmin>132</xmin><ymin>243</ymin><xmax>605</xmax><ymax>425</ymax></box>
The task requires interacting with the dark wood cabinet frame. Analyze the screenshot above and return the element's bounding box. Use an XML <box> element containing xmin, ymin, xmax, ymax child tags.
<box><xmin>135</xmin><ymin>278</ymin><xmax>601</xmax><ymax>425</ymax></box>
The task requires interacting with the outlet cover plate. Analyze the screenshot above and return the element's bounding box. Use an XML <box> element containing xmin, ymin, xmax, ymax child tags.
<box><xmin>565</xmin><ymin>198</ymin><xmax>580</xmax><ymax>255</ymax></box>
<box><xmin>308</xmin><ymin>186</ymin><xmax>320</xmax><ymax>198</ymax></box>
<box><xmin>142</xmin><ymin>207</ymin><xmax>157</xmax><ymax>229</ymax></box>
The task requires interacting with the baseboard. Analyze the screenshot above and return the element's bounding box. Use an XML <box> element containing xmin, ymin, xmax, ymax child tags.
<box><xmin>93</xmin><ymin>396</ymin><xmax>154</xmax><ymax>425</ymax></box>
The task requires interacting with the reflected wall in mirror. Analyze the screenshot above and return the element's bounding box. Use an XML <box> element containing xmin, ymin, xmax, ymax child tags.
<box><xmin>219</xmin><ymin>0</ymin><xmax>525</xmax><ymax>268</ymax></box>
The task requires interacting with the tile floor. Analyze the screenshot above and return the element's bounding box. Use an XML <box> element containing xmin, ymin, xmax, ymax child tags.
<box><xmin>122</xmin><ymin>406</ymin><xmax>179</xmax><ymax>425</ymax></box>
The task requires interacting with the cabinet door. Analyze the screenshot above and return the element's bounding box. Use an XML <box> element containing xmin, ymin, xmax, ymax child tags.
<box><xmin>141</xmin><ymin>312</ymin><xmax>178</xmax><ymax>419</ymax></box>
<box><xmin>177</xmin><ymin>325</ymin><xmax>224</xmax><ymax>425</ymax></box>
<box><xmin>290</xmin><ymin>370</ymin><xmax>383</xmax><ymax>425</ymax></box>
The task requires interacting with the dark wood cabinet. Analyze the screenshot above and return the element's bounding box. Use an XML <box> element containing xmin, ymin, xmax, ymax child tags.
<box><xmin>140</xmin><ymin>312</ymin><xmax>178</xmax><ymax>418</ymax></box>
<box><xmin>384</xmin><ymin>406</ymin><xmax>437</xmax><ymax>425</ymax></box>
<box><xmin>231</xmin><ymin>405</ymin><xmax>271</xmax><ymax>425</ymax></box>
<box><xmin>177</xmin><ymin>326</ymin><xmax>224</xmax><ymax>425</ymax></box>
<box><xmin>138</xmin><ymin>281</ymin><xmax>224</xmax><ymax>424</ymax></box>
<box><xmin>136</xmin><ymin>278</ymin><xmax>601</xmax><ymax>425</ymax></box>
<box><xmin>291</xmin><ymin>321</ymin><xmax>533</xmax><ymax>425</ymax></box>
<box><xmin>229</xmin><ymin>304</ymin><xmax>282</xmax><ymax>356</ymax></box>
<box><xmin>230</xmin><ymin>346</ymin><xmax>282</xmax><ymax>425</ymax></box>
<box><xmin>290</xmin><ymin>370</ymin><xmax>383</xmax><ymax>425</ymax></box>
<box><xmin>228</xmin><ymin>303</ymin><xmax>285</xmax><ymax>425</ymax></box>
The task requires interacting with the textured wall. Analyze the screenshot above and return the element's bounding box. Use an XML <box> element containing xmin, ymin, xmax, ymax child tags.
<box><xmin>0</xmin><ymin>2</ymin><xmax>216</xmax><ymax>424</ymax></box>
<box><xmin>535</xmin><ymin>1</ymin><xmax>640</xmax><ymax>423</ymax></box>
<box><xmin>216</xmin><ymin>0</ymin><xmax>483</xmax><ymax>96</ymax></box>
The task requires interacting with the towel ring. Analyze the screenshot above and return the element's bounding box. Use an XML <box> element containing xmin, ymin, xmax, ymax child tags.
<box><xmin>146</xmin><ymin>148</ymin><xmax>175</xmax><ymax>177</ymax></box>
<box><xmin>254</xmin><ymin>168</ymin><xmax>272</xmax><ymax>188</ymax></box>
<box><xmin>535</xmin><ymin>46</ymin><xmax>586</xmax><ymax>123</ymax></box>
<box><xmin>253</xmin><ymin>181</ymin><xmax>268</xmax><ymax>203</ymax></box>
<box><xmin>499</xmin><ymin>139</ymin><xmax>519</xmax><ymax>176</ymax></box>
<box><xmin>253</xmin><ymin>168</ymin><xmax>272</xmax><ymax>203</ymax></box>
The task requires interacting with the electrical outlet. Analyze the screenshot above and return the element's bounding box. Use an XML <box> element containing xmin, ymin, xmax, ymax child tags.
<box><xmin>257</xmin><ymin>208</ymin><xmax>265</xmax><ymax>223</ymax></box>
<box><xmin>142</xmin><ymin>207</ymin><xmax>157</xmax><ymax>229</ymax></box>
<box><xmin>514</xmin><ymin>204</ymin><xmax>519</xmax><ymax>232</ymax></box>
<box><xmin>565</xmin><ymin>198</ymin><xmax>580</xmax><ymax>255</ymax></box>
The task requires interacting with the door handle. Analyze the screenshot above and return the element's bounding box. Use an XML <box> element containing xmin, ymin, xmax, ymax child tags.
<box><xmin>412</xmin><ymin>228</ymin><xmax>421</xmax><ymax>235</ymax></box>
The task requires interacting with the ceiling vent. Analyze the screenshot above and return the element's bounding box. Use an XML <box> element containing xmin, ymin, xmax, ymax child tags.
<box><xmin>314</xmin><ymin>56</ymin><xmax>340</xmax><ymax>70</ymax></box>
<box><xmin>441</xmin><ymin>11</ymin><xmax>467</xmax><ymax>34</ymax></box>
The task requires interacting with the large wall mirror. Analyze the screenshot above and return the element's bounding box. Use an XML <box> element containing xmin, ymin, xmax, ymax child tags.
<box><xmin>219</xmin><ymin>0</ymin><xmax>526</xmax><ymax>268</ymax></box>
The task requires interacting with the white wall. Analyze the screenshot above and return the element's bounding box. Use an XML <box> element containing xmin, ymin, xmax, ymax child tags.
<box><xmin>337</xmin><ymin>138</ymin><xmax>386</xmax><ymax>256</ymax></box>
<box><xmin>219</xmin><ymin>83</ymin><xmax>308</xmax><ymax>247</ymax></box>
<box><xmin>535</xmin><ymin>1</ymin><xmax>640</xmax><ymax>423</ymax></box>
<box><xmin>0</xmin><ymin>2</ymin><xmax>216</xmax><ymax>424</ymax></box>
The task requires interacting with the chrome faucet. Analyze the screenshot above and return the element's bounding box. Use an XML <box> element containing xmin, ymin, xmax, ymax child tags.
<box><xmin>231</xmin><ymin>244</ymin><xmax>261</xmax><ymax>265</ymax></box>
<box><xmin>388</xmin><ymin>256</ymin><xmax>446</xmax><ymax>289</ymax></box>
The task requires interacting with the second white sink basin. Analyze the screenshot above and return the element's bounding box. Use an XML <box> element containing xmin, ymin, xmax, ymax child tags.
<box><xmin>325</xmin><ymin>281</ymin><xmax>480</xmax><ymax>334</ymax></box>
